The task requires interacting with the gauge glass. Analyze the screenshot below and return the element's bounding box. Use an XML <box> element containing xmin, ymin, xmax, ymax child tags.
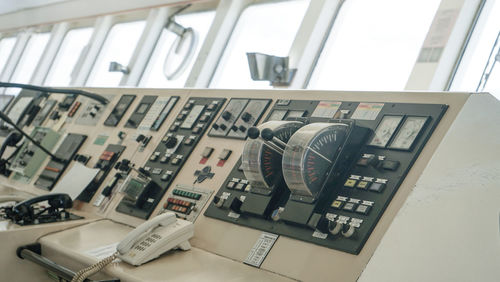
<box><xmin>282</xmin><ymin>123</ymin><xmax>348</xmax><ymax>199</ymax></box>
<box><xmin>389</xmin><ymin>116</ymin><xmax>428</xmax><ymax>150</ymax></box>
<box><xmin>369</xmin><ymin>115</ymin><xmax>403</xmax><ymax>147</ymax></box>
<box><xmin>241</xmin><ymin>121</ymin><xmax>302</xmax><ymax>191</ymax></box>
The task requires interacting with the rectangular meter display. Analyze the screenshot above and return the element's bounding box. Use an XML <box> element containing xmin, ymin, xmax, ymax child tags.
<box><xmin>369</xmin><ymin>115</ymin><xmax>403</xmax><ymax>148</ymax></box>
<box><xmin>389</xmin><ymin>116</ymin><xmax>429</xmax><ymax>150</ymax></box>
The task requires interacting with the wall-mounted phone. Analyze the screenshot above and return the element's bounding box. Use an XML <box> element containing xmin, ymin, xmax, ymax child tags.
<box><xmin>116</xmin><ymin>212</ymin><xmax>194</xmax><ymax>266</ymax></box>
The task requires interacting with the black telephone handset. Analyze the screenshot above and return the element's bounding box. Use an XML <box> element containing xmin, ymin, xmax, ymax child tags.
<box><xmin>3</xmin><ymin>193</ymin><xmax>72</xmax><ymax>224</ymax></box>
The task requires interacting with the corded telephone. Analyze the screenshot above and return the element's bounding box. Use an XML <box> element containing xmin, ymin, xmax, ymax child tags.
<box><xmin>71</xmin><ymin>212</ymin><xmax>194</xmax><ymax>282</ymax></box>
<box><xmin>116</xmin><ymin>211</ymin><xmax>194</xmax><ymax>265</ymax></box>
<box><xmin>1</xmin><ymin>193</ymin><xmax>73</xmax><ymax>225</ymax></box>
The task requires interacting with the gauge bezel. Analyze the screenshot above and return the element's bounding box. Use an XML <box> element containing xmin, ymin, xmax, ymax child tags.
<box><xmin>241</xmin><ymin>121</ymin><xmax>303</xmax><ymax>193</ymax></box>
<box><xmin>282</xmin><ymin>122</ymin><xmax>350</xmax><ymax>202</ymax></box>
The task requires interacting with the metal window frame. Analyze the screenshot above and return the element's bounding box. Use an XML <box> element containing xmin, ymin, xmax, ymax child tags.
<box><xmin>288</xmin><ymin>0</ymin><xmax>344</xmax><ymax>89</ymax></box>
<box><xmin>405</xmin><ymin>0</ymin><xmax>485</xmax><ymax>91</ymax></box>
<box><xmin>37</xmin><ymin>18</ymin><xmax>97</xmax><ymax>86</ymax></box>
<box><xmin>132</xmin><ymin>1</ymin><xmax>220</xmax><ymax>87</ymax></box>
<box><xmin>446</xmin><ymin>0</ymin><xmax>491</xmax><ymax>91</ymax></box>
<box><xmin>0</xmin><ymin>31</ymin><xmax>24</xmax><ymax>82</ymax></box>
<box><xmin>186</xmin><ymin>0</ymin><xmax>252</xmax><ymax>88</ymax></box>
<box><xmin>72</xmin><ymin>10</ymin><xmax>150</xmax><ymax>87</ymax></box>
<box><xmin>0</xmin><ymin>0</ymin><xmax>489</xmax><ymax>93</ymax></box>
<box><xmin>0</xmin><ymin>30</ymin><xmax>31</xmax><ymax>84</ymax></box>
<box><xmin>3</xmin><ymin>25</ymin><xmax>53</xmax><ymax>87</ymax></box>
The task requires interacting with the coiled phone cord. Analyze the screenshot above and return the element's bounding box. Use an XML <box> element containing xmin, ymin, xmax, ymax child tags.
<box><xmin>71</xmin><ymin>251</ymin><xmax>118</xmax><ymax>282</ymax></box>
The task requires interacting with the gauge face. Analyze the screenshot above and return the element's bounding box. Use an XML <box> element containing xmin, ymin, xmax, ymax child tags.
<box><xmin>389</xmin><ymin>116</ymin><xmax>428</xmax><ymax>150</ymax></box>
<box><xmin>302</xmin><ymin>127</ymin><xmax>347</xmax><ymax>195</ymax></box>
<box><xmin>242</xmin><ymin>121</ymin><xmax>303</xmax><ymax>190</ymax></box>
<box><xmin>283</xmin><ymin>123</ymin><xmax>349</xmax><ymax>199</ymax></box>
<box><xmin>369</xmin><ymin>115</ymin><xmax>403</xmax><ymax>147</ymax></box>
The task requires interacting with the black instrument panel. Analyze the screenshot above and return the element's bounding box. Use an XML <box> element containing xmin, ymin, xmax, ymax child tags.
<box><xmin>116</xmin><ymin>97</ymin><xmax>226</xmax><ymax>219</ymax></box>
<box><xmin>205</xmin><ymin>99</ymin><xmax>448</xmax><ymax>254</ymax></box>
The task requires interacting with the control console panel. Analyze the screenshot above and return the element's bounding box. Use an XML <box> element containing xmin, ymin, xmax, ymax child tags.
<box><xmin>0</xmin><ymin>87</ymin><xmax>461</xmax><ymax>282</ymax></box>
<box><xmin>205</xmin><ymin>99</ymin><xmax>447</xmax><ymax>254</ymax></box>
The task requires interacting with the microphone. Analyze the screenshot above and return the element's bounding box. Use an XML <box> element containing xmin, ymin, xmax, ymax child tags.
<box><xmin>0</xmin><ymin>82</ymin><xmax>109</xmax><ymax>105</ymax></box>
<box><xmin>0</xmin><ymin>111</ymin><xmax>64</xmax><ymax>163</ymax></box>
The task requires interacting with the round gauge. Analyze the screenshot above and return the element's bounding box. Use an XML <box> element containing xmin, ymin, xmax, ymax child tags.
<box><xmin>282</xmin><ymin>123</ymin><xmax>349</xmax><ymax>199</ymax></box>
<box><xmin>241</xmin><ymin>121</ymin><xmax>303</xmax><ymax>191</ymax></box>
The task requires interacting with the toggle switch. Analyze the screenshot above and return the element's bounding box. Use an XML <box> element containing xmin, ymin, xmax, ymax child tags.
<box><xmin>217</xmin><ymin>149</ymin><xmax>232</xmax><ymax>167</ymax></box>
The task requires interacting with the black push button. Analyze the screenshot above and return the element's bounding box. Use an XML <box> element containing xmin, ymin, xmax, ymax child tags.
<box><xmin>241</xmin><ymin>112</ymin><xmax>252</xmax><ymax>122</ymax></box>
<box><xmin>382</xmin><ymin>160</ymin><xmax>400</xmax><ymax>171</ymax></box>
<box><xmin>222</xmin><ymin>111</ymin><xmax>232</xmax><ymax>121</ymax></box>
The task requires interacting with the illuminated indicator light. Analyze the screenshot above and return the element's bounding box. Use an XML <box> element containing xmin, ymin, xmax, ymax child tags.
<box><xmin>331</xmin><ymin>200</ymin><xmax>343</xmax><ymax>209</ymax></box>
<box><xmin>45</xmin><ymin>166</ymin><xmax>61</xmax><ymax>173</ymax></box>
<box><xmin>344</xmin><ymin>179</ymin><xmax>357</xmax><ymax>188</ymax></box>
<box><xmin>356</xmin><ymin>181</ymin><xmax>370</xmax><ymax>189</ymax></box>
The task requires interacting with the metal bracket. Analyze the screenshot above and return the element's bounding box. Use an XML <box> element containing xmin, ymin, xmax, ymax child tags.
<box><xmin>246</xmin><ymin>52</ymin><xmax>297</xmax><ymax>86</ymax></box>
<box><xmin>17</xmin><ymin>243</ymin><xmax>119</xmax><ymax>281</ymax></box>
<box><xmin>108</xmin><ymin>62</ymin><xmax>129</xmax><ymax>74</ymax></box>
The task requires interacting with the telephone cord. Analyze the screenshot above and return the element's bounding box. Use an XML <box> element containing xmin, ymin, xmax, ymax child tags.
<box><xmin>71</xmin><ymin>251</ymin><xmax>118</xmax><ymax>282</ymax></box>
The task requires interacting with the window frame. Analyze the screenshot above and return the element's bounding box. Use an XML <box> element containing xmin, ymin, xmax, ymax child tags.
<box><xmin>133</xmin><ymin>2</ymin><xmax>219</xmax><ymax>88</ymax></box>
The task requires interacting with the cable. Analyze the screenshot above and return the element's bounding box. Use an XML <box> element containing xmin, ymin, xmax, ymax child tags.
<box><xmin>0</xmin><ymin>82</ymin><xmax>109</xmax><ymax>105</ymax></box>
<box><xmin>71</xmin><ymin>252</ymin><xmax>118</xmax><ymax>282</ymax></box>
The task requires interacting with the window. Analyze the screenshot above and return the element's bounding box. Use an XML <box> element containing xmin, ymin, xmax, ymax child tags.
<box><xmin>0</xmin><ymin>37</ymin><xmax>17</xmax><ymax>75</ymax></box>
<box><xmin>86</xmin><ymin>20</ymin><xmax>146</xmax><ymax>87</ymax></box>
<box><xmin>6</xmin><ymin>32</ymin><xmax>50</xmax><ymax>94</ymax></box>
<box><xmin>308</xmin><ymin>0</ymin><xmax>440</xmax><ymax>91</ymax></box>
<box><xmin>44</xmin><ymin>27</ymin><xmax>93</xmax><ymax>86</ymax></box>
<box><xmin>210</xmin><ymin>0</ymin><xmax>309</xmax><ymax>89</ymax></box>
<box><xmin>450</xmin><ymin>1</ymin><xmax>500</xmax><ymax>99</ymax></box>
<box><xmin>140</xmin><ymin>10</ymin><xmax>215</xmax><ymax>88</ymax></box>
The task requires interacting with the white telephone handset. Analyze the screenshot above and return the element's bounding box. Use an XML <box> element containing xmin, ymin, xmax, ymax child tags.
<box><xmin>116</xmin><ymin>212</ymin><xmax>194</xmax><ymax>266</ymax></box>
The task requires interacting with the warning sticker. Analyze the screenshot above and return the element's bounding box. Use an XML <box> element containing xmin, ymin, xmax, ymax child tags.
<box><xmin>351</xmin><ymin>103</ymin><xmax>384</xmax><ymax>120</ymax></box>
<box><xmin>311</xmin><ymin>101</ymin><xmax>342</xmax><ymax>118</ymax></box>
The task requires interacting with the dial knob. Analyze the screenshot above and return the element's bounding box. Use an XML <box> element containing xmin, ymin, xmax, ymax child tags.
<box><xmin>164</xmin><ymin>136</ymin><xmax>178</xmax><ymax>149</ymax></box>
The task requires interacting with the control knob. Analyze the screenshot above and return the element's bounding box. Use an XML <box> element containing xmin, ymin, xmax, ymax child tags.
<box><xmin>163</xmin><ymin>136</ymin><xmax>178</xmax><ymax>149</ymax></box>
